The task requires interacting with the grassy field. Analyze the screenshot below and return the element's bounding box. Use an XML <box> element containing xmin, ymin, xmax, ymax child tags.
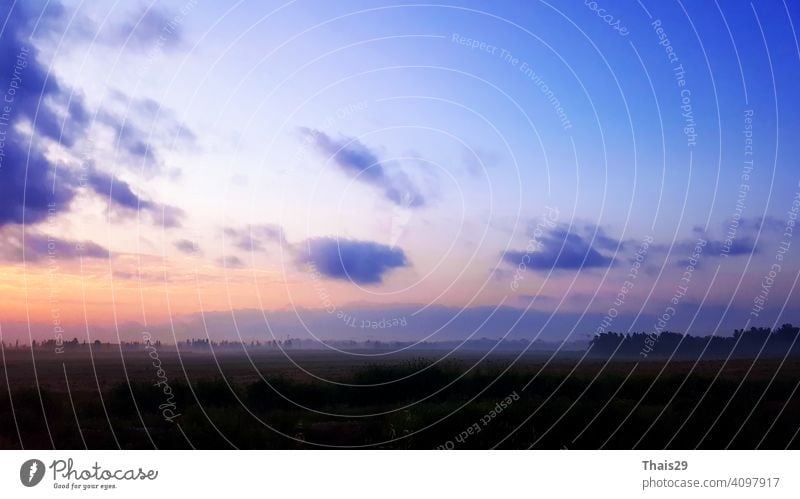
<box><xmin>1</xmin><ymin>348</ymin><xmax>799</xmax><ymax>449</ymax></box>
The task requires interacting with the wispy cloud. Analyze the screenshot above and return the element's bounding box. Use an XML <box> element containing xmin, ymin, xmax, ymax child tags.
<box><xmin>98</xmin><ymin>5</ymin><xmax>186</xmax><ymax>51</ymax></box>
<box><xmin>0</xmin><ymin>3</ymin><xmax>191</xmax><ymax>233</ymax></box>
<box><xmin>0</xmin><ymin>227</ymin><xmax>107</xmax><ymax>262</ymax></box>
<box><xmin>64</xmin><ymin>3</ymin><xmax>188</xmax><ymax>53</ymax></box>
<box><xmin>216</xmin><ymin>255</ymin><xmax>245</xmax><ymax>269</ymax></box>
<box><xmin>96</xmin><ymin>92</ymin><xmax>196</xmax><ymax>174</ymax></box>
<box><xmin>223</xmin><ymin>224</ymin><xmax>286</xmax><ymax>252</ymax></box>
<box><xmin>298</xmin><ymin>128</ymin><xmax>424</xmax><ymax>208</ymax></box>
<box><xmin>174</xmin><ymin>239</ymin><xmax>201</xmax><ymax>255</ymax></box>
<box><xmin>84</xmin><ymin>168</ymin><xmax>185</xmax><ymax>228</ymax></box>
<box><xmin>503</xmin><ymin>224</ymin><xmax>617</xmax><ymax>271</ymax></box>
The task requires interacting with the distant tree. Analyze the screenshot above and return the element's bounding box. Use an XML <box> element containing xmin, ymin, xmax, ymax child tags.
<box><xmin>774</xmin><ymin>323</ymin><xmax>800</xmax><ymax>340</ymax></box>
<box><xmin>591</xmin><ymin>323</ymin><xmax>800</xmax><ymax>360</ymax></box>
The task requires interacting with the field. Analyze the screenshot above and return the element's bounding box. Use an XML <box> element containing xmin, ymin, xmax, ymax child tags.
<box><xmin>1</xmin><ymin>347</ymin><xmax>799</xmax><ymax>449</ymax></box>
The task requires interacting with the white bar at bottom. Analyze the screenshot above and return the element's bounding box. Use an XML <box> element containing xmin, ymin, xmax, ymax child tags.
<box><xmin>0</xmin><ymin>451</ymin><xmax>796</xmax><ymax>498</ymax></box>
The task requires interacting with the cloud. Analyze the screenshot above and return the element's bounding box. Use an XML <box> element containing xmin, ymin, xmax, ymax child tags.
<box><xmin>57</xmin><ymin>4</ymin><xmax>187</xmax><ymax>54</ymax></box>
<box><xmin>0</xmin><ymin>3</ymin><xmax>86</xmax><ymax>227</ymax></box>
<box><xmin>750</xmin><ymin>216</ymin><xmax>786</xmax><ymax>233</ymax></box>
<box><xmin>299</xmin><ymin>128</ymin><xmax>424</xmax><ymax>207</ymax></box>
<box><xmin>703</xmin><ymin>237</ymin><xmax>758</xmax><ymax>256</ymax></box>
<box><xmin>95</xmin><ymin>92</ymin><xmax>197</xmax><ymax>174</ymax></box>
<box><xmin>220</xmin><ymin>225</ymin><xmax>408</xmax><ymax>285</ymax></box>
<box><xmin>701</xmin><ymin>216</ymin><xmax>768</xmax><ymax>256</ymax></box>
<box><xmin>0</xmin><ymin>3</ymin><xmax>189</xmax><ymax>233</ymax></box>
<box><xmin>590</xmin><ymin>226</ymin><xmax>625</xmax><ymax>251</ymax></box>
<box><xmin>83</xmin><ymin>168</ymin><xmax>184</xmax><ymax>228</ymax></box>
<box><xmin>461</xmin><ymin>146</ymin><xmax>500</xmax><ymax>177</ymax></box>
<box><xmin>223</xmin><ymin>224</ymin><xmax>286</xmax><ymax>252</ymax></box>
<box><xmin>296</xmin><ymin>237</ymin><xmax>409</xmax><ymax>284</ymax></box>
<box><xmin>0</xmin><ymin>227</ymin><xmax>107</xmax><ymax>262</ymax></box>
<box><xmin>85</xmin><ymin>168</ymin><xmax>153</xmax><ymax>211</ymax></box>
<box><xmin>655</xmin><ymin>225</ymin><xmax>760</xmax><ymax>262</ymax></box>
<box><xmin>217</xmin><ymin>255</ymin><xmax>245</xmax><ymax>268</ymax></box>
<box><xmin>503</xmin><ymin>224</ymin><xmax>616</xmax><ymax>271</ymax></box>
<box><xmin>219</xmin><ymin>226</ymin><xmax>410</xmax><ymax>285</ymax></box>
<box><xmin>174</xmin><ymin>239</ymin><xmax>201</xmax><ymax>255</ymax></box>
<box><xmin>96</xmin><ymin>110</ymin><xmax>160</xmax><ymax>169</ymax></box>
<box><xmin>156</xmin><ymin>205</ymin><xmax>186</xmax><ymax>228</ymax></box>
<box><xmin>99</xmin><ymin>5</ymin><xmax>185</xmax><ymax>51</ymax></box>
<box><xmin>721</xmin><ymin>216</ymin><xmax>783</xmax><ymax>234</ymax></box>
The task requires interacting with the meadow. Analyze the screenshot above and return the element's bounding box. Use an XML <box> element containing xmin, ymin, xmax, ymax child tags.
<box><xmin>1</xmin><ymin>347</ymin><xmax>798</xmax><ymax>449</ymax></box>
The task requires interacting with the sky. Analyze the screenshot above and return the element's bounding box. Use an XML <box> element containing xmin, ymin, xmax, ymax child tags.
<box><xmin>0</xmin><ymin>0</ymin><xmax>799</xmax><ymax>344</ymax></box>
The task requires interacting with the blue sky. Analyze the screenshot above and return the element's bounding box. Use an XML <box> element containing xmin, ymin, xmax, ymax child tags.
<box><xmin>1</xmin><ymin>0</ymin><xmax>799</xmax><ymax>342</ymax></box>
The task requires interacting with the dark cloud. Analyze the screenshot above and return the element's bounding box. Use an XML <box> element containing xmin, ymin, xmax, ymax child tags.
<box><xmin>723</xmin><ymin>215</ymin><xmax>784</xmax><ymax>235</ymax></box>
<box><xmin>85</xmin><ymin>168</ymin><xmax>153</xmax><ymax>211</ymax></box>
<box><xmin>296</xmin><ymin>237</ymin><xmax>409</xmax><ymax>284</ymax></box>
<box><xmin>174</xmin><ymin>239</ymin><xmax>201</xmax><ymax>255</ymax></box>
<box><xmin>220</xmin><ymin>226</ymin><xmax>409</xmax><ymax>285</ymax></box>
<box><xmin>590</xmin><ymin>226</ymin><xmax>625</xmax><ymax>252</ymax></box>
<box><xmin>0</xmin><ymin>228</ymin><xmax>107</xmax><ymax>262</ymax></box>
<box><xmin>675</xmin><ymin>258</ymin><xmax>701</xmax><ymax>269</ymax></box>
<box><xmin>0</xmin><ymin>3</ymin><xmax>86</xmax><ymax>227</ymax></box>
<box><xmin>655</xmin><ymin>231</ymin><xmax>758</xmax><ymax>260</ymax></box>
<box><xmin>503</xmin><ymin>225</ymin><xmax>616</xmax><ymax>271</ymax></box>
<box><xmin>752</xmin><ymin>216</ymin><xmax>786</xmax><ymax>233</ymax></box>
<box><xmin>0</xmin><ymin>3</ymin><xmax>88</xmax><ymax>143</ymax></box>
<box><xmin>0</xmin><ymin>3</ymin><xmax>188</xmax><ymax>234</ymax></box>
<box><xmin>83</xmin><ymin>168</ymin><xmax>184</xmax><ymax>228</ymax></box>
<box><xmin>669</xmin><ymin>217</ymin><xmax>774</xmax><ymax>259</ymax></box>
<box><xmin>223</xmin><ymin>224</ymin><xmax>286</xmax><ymax>252</ymax></box>
<box><xmin>298</xmin><ymin>128</ymin><xmax>424</xmax><ymax>208</ymax></box>
<box><xmin>96</xmin><ymin>110</ymin><xmax>160</xmax><ymax>169</ymax></box>
<box><xmin>703</xmin><ymin>237</ymin><xmax>758</xmax><ymax>256</ymax></box>
<box><xmin>0</xmin><ymin>138</ymin><xmax>75</xmax><ymax>227</ymax></box>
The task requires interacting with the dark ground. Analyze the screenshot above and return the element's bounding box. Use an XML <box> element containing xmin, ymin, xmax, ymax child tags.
<box><xmin>1</xmin><ymin>347</ymin><xmax>799</xmax><ymax>449</ymax></box>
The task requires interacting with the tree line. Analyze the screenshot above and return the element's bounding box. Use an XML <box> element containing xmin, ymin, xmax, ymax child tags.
<box><xmin>590</xmin><ymin>323</ymin><xmax>800</xmax><ymax>360</ymax></box>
